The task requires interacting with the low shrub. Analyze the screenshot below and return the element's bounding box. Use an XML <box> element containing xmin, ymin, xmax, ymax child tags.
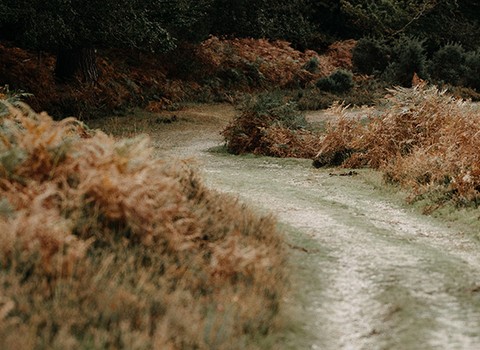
<box><xmin>0</xmin><ymin>99</ymin><xmax>287</xmax><ymax>349</ymax></box>
<box><xmin>222</xmin><ymin>92</ymin><xmax>322</xmax><ymax>157</ymax></box>
<box><xmin>430</xmin><ymin>43</ymin><xmax>467</xmax><ymax>86</ymax></box>
<box><xmin>382</xmin><ymin>36</ymin><xmax>428</xmax><ymax>87</ymax></box>
<box><xmin>316</xmin><ymin>69</ymin><xmax>354</xmax><ymax>94</ymax></box>
<box><xmin>293</xmin><ymin>89</ymin><xmax>338</xmax><ymax>110</ymax></box>
<box><xmin>465</xmin><ymin>50</ymin><xmax>480</xmax><ymax>90</ymax></box>
<box><xmin>302</xmin><ymin>56</ymin><xmax>320</xmax><ymax>74</ymax></box>
<box><xmin>352</xmin><ymin>37</ymin><xmax>390</xmax><ymax>75</ymax></box>
<box><xmin>282</xmin><ymin>75</ymin><xmax>387</xmax><ymax>111</ymax></box>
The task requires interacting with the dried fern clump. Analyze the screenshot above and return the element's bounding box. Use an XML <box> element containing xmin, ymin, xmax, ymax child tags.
<box><xmin>314</xmin><ymin>85</ymin><xmax>480</xmax><ymax>205</ymax></box>
<box><xmin>222</xmin><ymin>92</ymin><xmax>322</xmax><ymax>158</ymax></box>
<box><xmin>0</xmin><ymin>100</ymin><xmax>287</xmax><ymax>348</ymax></box>
<box><xmin>198</xmin><ymin>36</ymin><xmax>353</xmax><ymax>88</ymax></box>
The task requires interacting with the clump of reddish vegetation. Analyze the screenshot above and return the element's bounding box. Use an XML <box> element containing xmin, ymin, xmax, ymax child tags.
<box><xmin>313</xmin><ymin>84</ymin><xmax>480</xmax><ymax>206</ymax></box>
<box><xmin>0</xmin><ymin>42</ymin><xmax>177</xmax><ymax>118</ymax></box>
<box><xmin>198</xmin><ymin>36</ymin><xmax>355</xmax><ymax>88</ymax></box>
<box><xmin>222</xmin><ymin>92</ymin><xmax>323</xmax><ymax>158</ymax></box>
<box><xmin>0</xmin><ymin>98</ymin><xmax>287</xmax><ymax>349</ymax></box>
<box><xmin>0</xmin><ymin>37</ymin><xmax>356</xmax><ymax>119</ymax></box>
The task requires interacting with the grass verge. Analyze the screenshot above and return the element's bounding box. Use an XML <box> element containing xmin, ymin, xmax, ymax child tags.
<box><xmin>0</xmin><ymin>100</ymin><xmax>287</xmax><ymax>349</ymax></box>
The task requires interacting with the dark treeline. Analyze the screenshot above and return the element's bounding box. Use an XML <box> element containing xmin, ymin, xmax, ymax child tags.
<box><xmin>0</xmin><ymin>0</ymin><xmax>479</xmax><ymax>86</ymax></box>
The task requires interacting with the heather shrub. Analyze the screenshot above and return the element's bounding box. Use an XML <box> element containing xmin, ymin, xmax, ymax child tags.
<box><xmin>239</xmin><ymin>91</ymin><xmax>307</xmax><ymax>129</ymax></box>
<box><xmin>316</xmin><ymin>69</ymin><xmax>354</xmax><ymax>94</ymax></box>
<box><xmin>284</xmin><ymin>75</ymin><xmax>386</xmax><ymax>111</ymax></box>
<box><xmin>0</xmin><ymin>99</ymin><xmax>287</xmax><ymax>349</ymax></box>
<box><xmin>352</xmin><ymin>37</ymin><xmax>390</xmax><ymax>75</ymax></box>
<box><xmin>430</xmin><ymin>43</ymin><xmax>467</xmax><ymax>86</ymax></box>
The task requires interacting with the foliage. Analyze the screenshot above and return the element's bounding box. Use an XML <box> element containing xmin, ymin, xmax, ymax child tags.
<box><xmin>0</xmin><ymin>37</ymin><xmax>358</xmax><ymax>118</ymax></box>
<box><xmin>464</xmin><ymin>50</ymin><xmax>480</xmax><ymax>90</ymax></box>
<box><xmin>240</xmin><ymin>92</ymin><xmax>308</xmax><ymax>129</ymax></box>
<box><xmin>382</xmin><ymin>36</ymin><xmax>428</xmax><ymax>86</ymax></box>
<box><xmin>0</xmin><ymin>0</ymin><xmax>214</xmax><ymax>82</ymax></box>
<box><xmin>197</xmin><ymin>37</ymin><xmax>355</xmax><ymax>89</ymax></box>
<box><xmin>340</xmin><ymin>0</ymin><xmax>441</xmax><ymax>37</ymax></box>
<box><xmin>313</xmin><ymin>84</ymin><xmax>480</xmax><ymax>206</ymax></box>
<box><xmin>0</xmin><ymin>100</ymin><xmax>287</xmax><ymax>348</ymax></box>
<box><xmin>0</xmin><ymin>0</ymin><xmax>214</xmax><ymax>52</ymax></box>
<box><xmin>199</xmin><ymin>37</ymin><xmax>315</xmax><ymax>88</ymax></box>
<box><xmin>266</xmin><ymin>75</ymin><xmax>387</xmax><ymax>112</ymax></box>
<box><xmin>430</xmin><ymin>44</ymin><xmax>467</xmax><ymax>86</ymax></box>
<box><xmin>316</xmin><ymin>69</ymin><xmax>354</xmax><ymax>93</ymax></box>
<box><xmin>353</xmin><ymin>35</ymin><xmax>430</xmax><ymax>87</ymax></box>
<box><xmin>352</xmin><ymin>37</ymin><xmax>390</xmax><ymax>75</ymax></box>
<box><xmin>208</xmin><ymin>0</ymin><xmax>315</xmax><ymax>48</ymax></box>
<box><xmin>302</xmin><ymin>57</ymin><xmax>320</xmax><ymax>74</ymax></box>
<box><xmin>409</xmin><ymin>0</ymin><xmax>480</xmax><ymax>50</ymax></box>
<box><xmin>222</xmin><ymin>92</ymin><xmax>322</xmax><ymax>157</ymax></box>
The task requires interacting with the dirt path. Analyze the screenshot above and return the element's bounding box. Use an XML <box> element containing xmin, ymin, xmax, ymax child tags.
<box><xmin>98</xmin><ymin>105</ymin><xmax>480</xmax><ymax>349</ymax></box>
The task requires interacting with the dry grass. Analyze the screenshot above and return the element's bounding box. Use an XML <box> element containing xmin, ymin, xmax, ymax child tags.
<box><xmin>0</xmin><ymin>100</ymin><xmax>287</xmax><ymax>349</ymax></box>
<box><xmin>313</xmin><ymin>84</ymin><xmax>480</xmax><ymax>206</ymax></box>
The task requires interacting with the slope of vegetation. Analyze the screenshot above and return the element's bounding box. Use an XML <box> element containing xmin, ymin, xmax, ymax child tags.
<box><xmin>0</xmin><ymin>98</ymin><xmax>287</xmax><ymax>349</ymax></box>
<box><xmin>0</xmin><ymin>37</ymin><xmax>360</xmax><ymax>119</ymax></box>
<box><xmin>313</xmin><ymin>84</ymin><xmax>480</xmax><ymax>208</ymax></box>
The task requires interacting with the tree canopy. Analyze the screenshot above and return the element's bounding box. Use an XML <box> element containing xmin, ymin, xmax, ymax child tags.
<box><xmin>0</xmin><ymin>0</ymin><xmax>180</xmax><ymax>52</ymax></box>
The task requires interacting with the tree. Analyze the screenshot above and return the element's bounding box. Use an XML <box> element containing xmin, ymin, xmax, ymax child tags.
<box><xmin>0</xmin><ymin>0</ymin><xmax>210</xmax><ymax>83</ymax></box>
<box><xmin>415</xmin><ymin>0</ymin><xmax>480</xmax><ymax>50</ymax></box>
<box><xmin>339</xmin><ymin>0</ymin><xmax>441</xmax><ymax>37</ymax></box>
<box><xmin>209</xmin><ymin>0</ymin><xmax>315</xmax><ymax>48</ymax></box>
<box><xmin>307</xmin><ymin>1</ymin><xmax>351</xmax><ymax>39</ymax></box>
<box><xmin>338</xmin><ymin>0</ymin><xmax>480</xmax><ymax>50</ymax></box>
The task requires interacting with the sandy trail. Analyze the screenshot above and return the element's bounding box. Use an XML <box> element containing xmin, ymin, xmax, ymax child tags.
<box><xmin>97</xmin><ymin>104</ymin><xmax>480</xmax><ymax>349</ymax></box>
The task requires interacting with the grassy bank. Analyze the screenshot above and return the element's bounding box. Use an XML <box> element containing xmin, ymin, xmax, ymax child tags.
<box><xmin>0</xmin><ymin>99</ymin><xmax>287</xmax><ymax>349</ymax></box>
<box><xmin>313</xmin><ymin>84</ymin><xmax>480</xmax><ymax>209</ymax></box>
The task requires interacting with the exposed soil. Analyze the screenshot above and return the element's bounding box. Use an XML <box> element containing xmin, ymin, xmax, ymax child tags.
<box><xmin>94</xmin><ymin>104</ymin><xmax>480</xmax><ymax>349</ymax></box>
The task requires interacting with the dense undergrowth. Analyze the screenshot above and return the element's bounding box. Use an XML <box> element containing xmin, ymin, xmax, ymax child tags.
<box><xmin>0</xmin><ymin>38</ymin><xmax>361</xmax><ymax>119</ymax></box>
<box><xmin>222</xmin><ymin>92</ymin><xmax>322</xmax><ymax>158</ymax></box>
<box><xmin>223</xmin><ymin>83</ymin><xmax>480</xmax><ymax>209</ymax></box>
<box><xmin>0</xmin><ymin>99</ymin><xmax>287</xmax><ymax>349</ymax></box>
<box><xmin>313</xmin><ymin>84</ymin><xmax>480</xmax><ymax>207</ymax></box>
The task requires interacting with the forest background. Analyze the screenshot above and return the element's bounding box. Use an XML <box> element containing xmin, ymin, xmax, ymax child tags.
<box><xmin>1</xmin><ymin>0</ymin><xmax>479</xmax><ymax>118</ymax></box>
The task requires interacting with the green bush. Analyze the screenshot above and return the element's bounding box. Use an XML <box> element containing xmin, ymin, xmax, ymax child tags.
<box><xmin>238</xmin><ymin>91</ymin><xmax>307</xmax><ymax>129</ymax></box>
<box><xmin>302</xmin><ymin>56</ymin><xmax>320</xmax><ymax>74</ymax></box>
<box><xmin>465</xmin><ymin>50</ymin><xmax>480</xmax><ymax>90</ymax></box>
<box><xmin>430</xmin><ymin>43</ymin><xmax>467</xmax><ymax>86</ymax></box>
<box><xmin>352</xmin><ymin>37</ymin><xmax>390</xmax><ymax>75</ymax></box>
<box><xmin>316</xmin><ymin>69</ymin><xmax>354</xmax><ymax>93</ymax></box>
<box><xmin>382</xmin><ymin>36</ymin><xmax>428</xmax><ymax>87</ymax></box>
